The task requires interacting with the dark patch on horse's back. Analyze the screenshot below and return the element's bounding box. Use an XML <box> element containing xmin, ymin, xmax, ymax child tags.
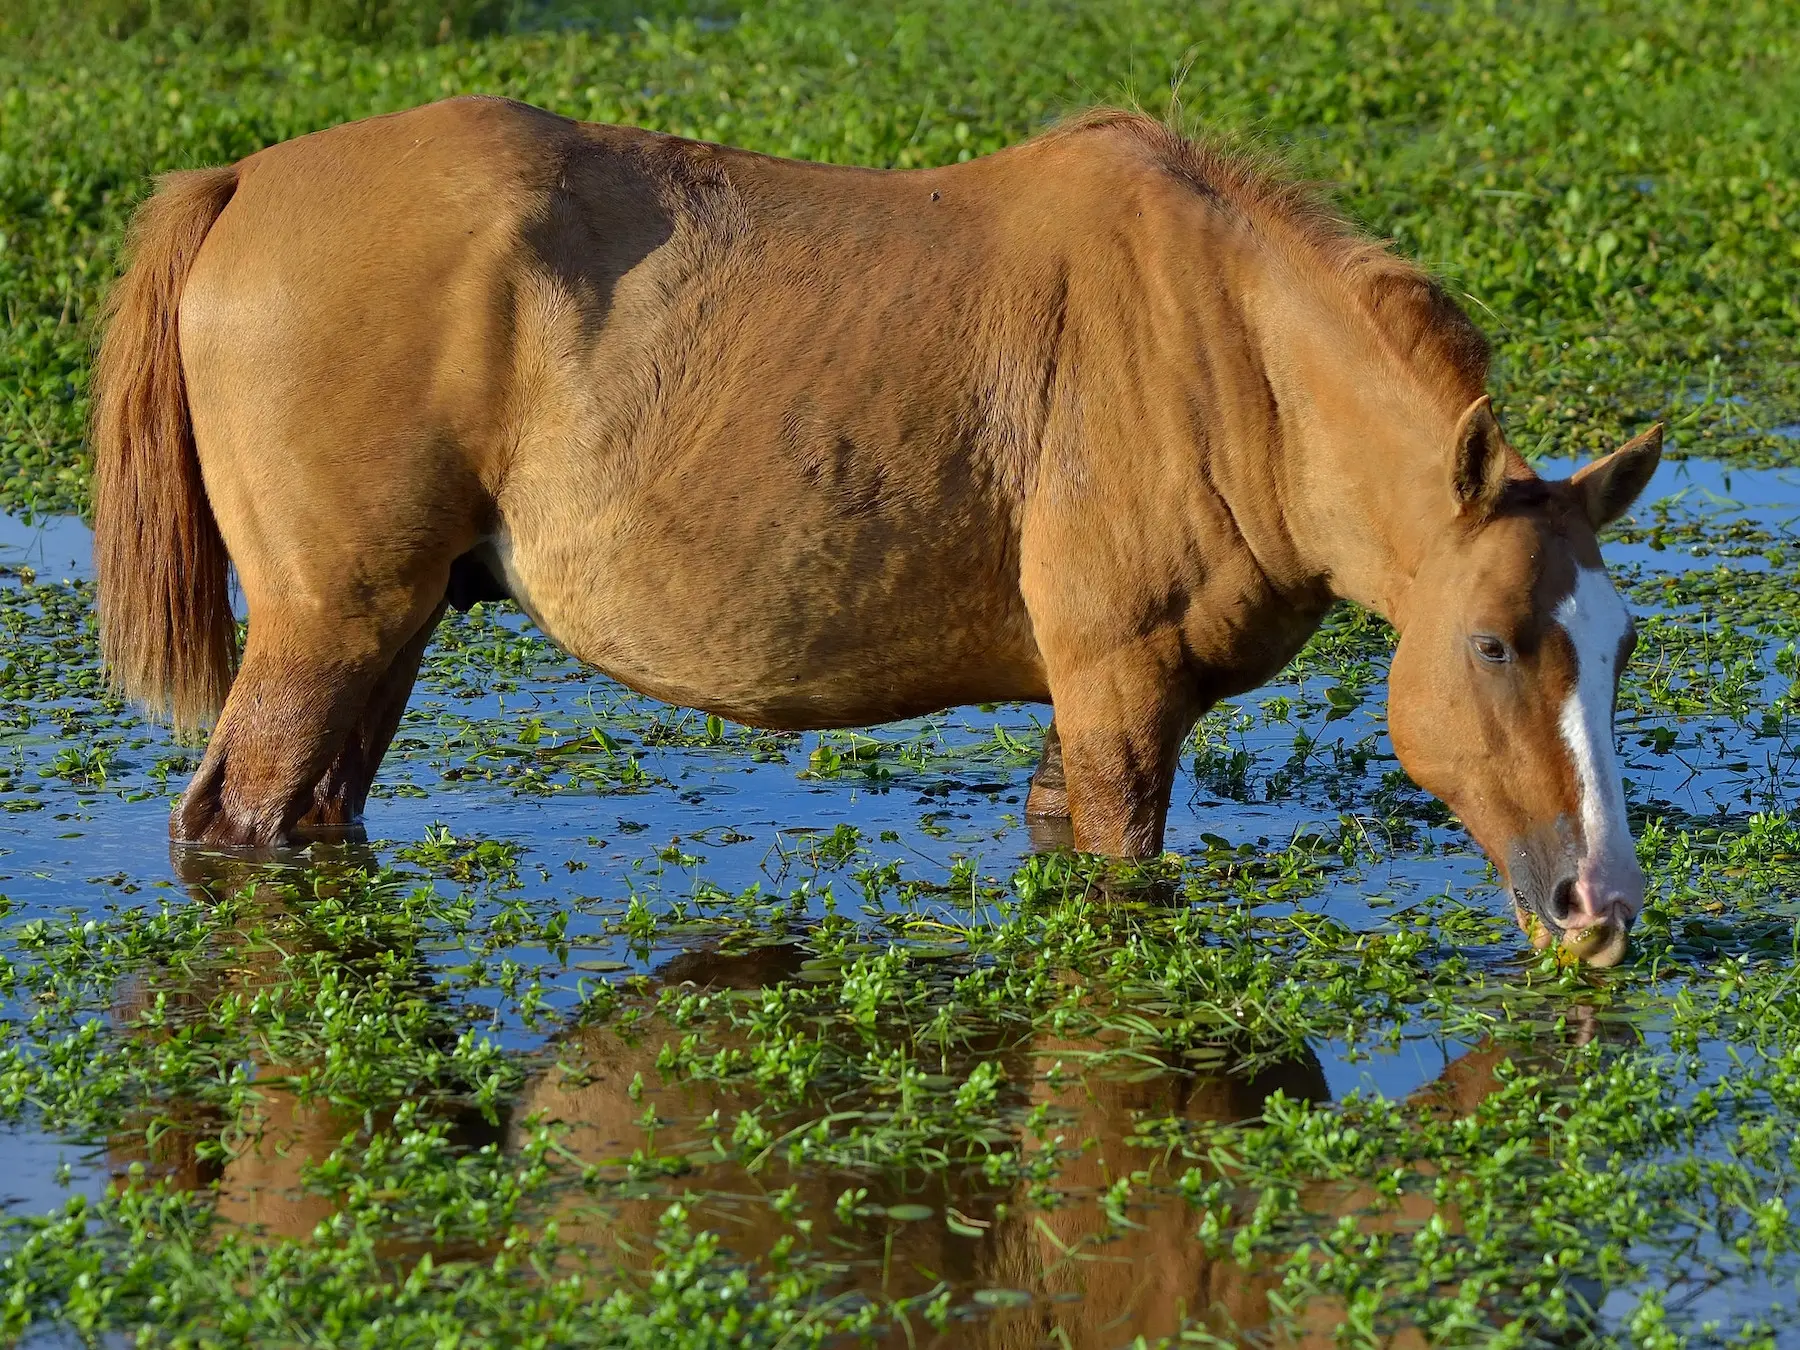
<box><xmin>514</xmin><ymin>128</ymin><xmax>681</xmax><ymax>343</ymax></box>
<box><xmin>570</xmin><ymin>118</ymin><xmax>754</xmax><ymax>242</ymax></box>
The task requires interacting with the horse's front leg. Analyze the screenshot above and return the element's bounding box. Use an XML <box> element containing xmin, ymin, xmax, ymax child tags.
<box><xmin>1042</xmin><ymin>642</ymin><xmax>1200</xmax><ymax>858</ymax></box>
<box><xmin>1022</xmin><ymin>721</ymin><xmax>1076</xmax><ymax>851</ymax></box>
<box><xmin>1025</xmin><ymin>721</ymin><xmax>1069</xmax><ymax>819</ymax></box>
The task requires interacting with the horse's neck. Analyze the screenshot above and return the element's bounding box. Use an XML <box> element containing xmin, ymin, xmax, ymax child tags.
<box><xmin>1244</xmin><ymin>281</ymin><xmax>1460</xmax><ymax>626</ymax></box>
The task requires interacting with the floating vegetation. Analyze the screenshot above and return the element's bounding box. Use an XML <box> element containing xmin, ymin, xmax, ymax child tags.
<box><xmin>3</xmin><ymin>1</ymin><xmax>1800</xmax><ymax>1345</ymax></box>
<box><xmin>0</xmin><ymin>454</ymin><xmax>1793</xmax><ymax>1346</ymax></box>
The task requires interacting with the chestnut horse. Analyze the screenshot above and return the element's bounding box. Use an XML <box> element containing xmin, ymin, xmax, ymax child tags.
<box><xmin>91</xmin><ymin>101</ymin><xmax>1660</xmax><ymax>963</ymax></box>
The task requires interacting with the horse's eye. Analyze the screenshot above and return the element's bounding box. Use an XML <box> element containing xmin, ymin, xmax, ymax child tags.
<box><xmin>1471</xmin><ymin>634</ymin><xmax>1511</xmax><ymax>664</ymax></box>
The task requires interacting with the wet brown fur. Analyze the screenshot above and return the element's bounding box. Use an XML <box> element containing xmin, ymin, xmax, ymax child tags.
<box><xmin>90</xmin><ymin>99</ymin><xmax>1658</xmax><ymax>942</ymax></box>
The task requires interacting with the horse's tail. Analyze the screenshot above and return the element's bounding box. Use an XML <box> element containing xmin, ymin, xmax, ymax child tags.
<box><xmin>91</xmin><ymin>166</ymin><xmax>239</xmax><ymax>735</ymax></box>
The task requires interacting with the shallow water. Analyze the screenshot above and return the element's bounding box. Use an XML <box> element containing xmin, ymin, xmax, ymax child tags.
<box><xmin>0</xmin><ymin>512</ymin><xmax>94</xmax><ymax>586</ymax></box>
<box><xmin>2</xmin><ymin>450</ymin><xmax>1798</xmax><ymax>1345</ymax></box>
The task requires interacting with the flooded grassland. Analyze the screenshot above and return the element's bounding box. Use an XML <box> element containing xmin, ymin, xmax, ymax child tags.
<box><xmin>3</xmin><ymin>2</ymin><xmax>1800</xmax><ymax>1344</ymax></box>
<box><xmin>0</xmin><ymin>453</ymin><xmax>1796</xmax><ymax>1347</ymax></box>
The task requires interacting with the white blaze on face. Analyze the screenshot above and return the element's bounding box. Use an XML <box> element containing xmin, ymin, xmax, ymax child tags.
<box><xmin>1554</xmin><ymin>566</ymin><xmax>1643</xmax><ymax>920</ymax></box>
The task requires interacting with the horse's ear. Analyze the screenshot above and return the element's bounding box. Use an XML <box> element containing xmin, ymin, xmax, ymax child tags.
<box><xmin>1570</xmin><ymin>423</ymin><xmax>1663</xmax><ymax>529</ymax></box>
<box><xmin>1451</xmin><ymin>395</ymin><xmax>1508</xmax><ymax>520</ymax></box>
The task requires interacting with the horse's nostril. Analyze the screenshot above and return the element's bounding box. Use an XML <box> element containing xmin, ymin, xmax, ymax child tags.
<box><xmin>1550</xmin><ymin>877</ymin><xmax>1577</xmax><ymax>924</ymax></box>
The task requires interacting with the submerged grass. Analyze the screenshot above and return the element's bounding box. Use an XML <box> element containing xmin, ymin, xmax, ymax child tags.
<box><xmin>1</xmin><ymin>0</ymin><xmax>1799</xmax><ymax>1345</ymax></box>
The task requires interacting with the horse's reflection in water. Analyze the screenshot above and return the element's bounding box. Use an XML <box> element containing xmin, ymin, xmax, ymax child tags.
<box><xmin>110</xmin><ymin>847</ymin><xmax>509</xmax><ymax>1265</ymax></box>
<box><xmin>515</xmin><ymin>942</ymin><xmax>1334</xmax><ymax>1348</ymax></box>
<box><xmin>112</xmin><ymin>853</ymin><xmax>1609</xmax><ymax>1346</ymax></box>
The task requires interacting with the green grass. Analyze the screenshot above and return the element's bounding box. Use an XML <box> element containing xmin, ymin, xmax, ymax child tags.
<box><xmin>2</xmin><ymin>0</ymin><xmax>1799</xmax><ymax>514</ymax></box>
<box><xmin>2</xmin><ymin>1</ymin><xmax>1800</xmax><ymax>1346</ymax></box>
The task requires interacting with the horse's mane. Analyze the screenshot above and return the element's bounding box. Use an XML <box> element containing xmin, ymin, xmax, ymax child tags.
<box><xmin>1050</xmin><ymin>109</ymin><xmax>1491</xmax><ymax>402</ymax></box>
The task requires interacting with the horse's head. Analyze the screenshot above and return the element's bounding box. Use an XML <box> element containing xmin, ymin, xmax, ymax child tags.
<box><xmin>1388</xmin><ymin>396</ymin><xmax>1662</xmax><ymax>967</ymax></box>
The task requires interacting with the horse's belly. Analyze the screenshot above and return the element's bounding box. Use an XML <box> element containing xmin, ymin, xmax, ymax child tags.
<box><xmin>491</xmin><ymin>523</ymin><xmax>1047</xmax><ymax>729</ymax></box>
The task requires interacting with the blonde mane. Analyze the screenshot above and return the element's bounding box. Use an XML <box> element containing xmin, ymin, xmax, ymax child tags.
<box><xmin>1050</xmin><ymin>108</ymin><xmax>1492</xmax><ymax>402</ymax></box>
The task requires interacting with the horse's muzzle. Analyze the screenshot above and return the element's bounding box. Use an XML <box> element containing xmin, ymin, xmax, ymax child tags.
<box><xmin>1509</xmin><ymin>840</ymin><xmax>1643</xmax><ymax>968</ymax></box>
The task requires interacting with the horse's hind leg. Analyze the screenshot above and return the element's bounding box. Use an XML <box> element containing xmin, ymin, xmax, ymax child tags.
<box><xmin>300</xmin><ymin>552</ymin><xmax>507</xmax><ymax>830</ymax></box>
<box><xmin>299</xmin><ymin>600</ymin><xmax>449</xmax><ymax>833</ymax></box>
<box><xmin>173</xmin><ymin>587</ymin><xmax>443</xmax><ymax>847</ymax></box>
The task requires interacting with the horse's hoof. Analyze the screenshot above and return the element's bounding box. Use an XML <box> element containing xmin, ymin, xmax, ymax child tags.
<box><xmin>1025</xmin><ymin>811</ymin><xmax>1075</xmax><ymax>853</ymax></box>
<box><xmin>1024</xmin><ymin>781</ymin><xmax>1068</xmax><ymax>820</ymax></box>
